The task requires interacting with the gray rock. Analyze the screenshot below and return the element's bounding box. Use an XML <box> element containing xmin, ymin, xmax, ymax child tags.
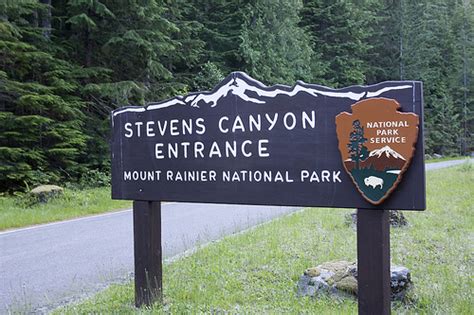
<box><xmin>296</xmin><ymin>275</ymin><xmax>312</xmax><ymax>296</ymax></box>
<box><xmin>297</xmin><ymin>261</ymin><xmax>412</xmax><ymax>301</ymax></box>
<box><xmin>297</xmin><ymin>261</ymin><xmax>356</xmax><ymax>298</ymax></box>
<box><xmin>344</xmin><ymin>212</ymin><xmax>358</xmax><ymax>228</ymax></box>
<box><xmin>310</xmin><ymin>276</ymin><xmax>329</xmax><ymax>291</ymax></box>
<box><xmin>390</xmin><ymin>266</ymin><xmax>412</xmax><ymax>300</ymax></box>
<box><xmin>30</xmin><ymin>185</ymin><xmax>64</xmax><ymax>203</ymax></box>
<box><xmin>306</xmin><ymin>285</ymin><xmax>316</xmax><ymax>296</ymax></box>
<box><xmin>389</xmin><ymin>210</ymin><xmax>408</xmax><ymax>227</ymax></box>
<box><xmin>345</xmin><ymin>210</ymin><xmax>408</xmax><ymax>228</ymax></box>
<box><xmin>319</xmin><ymin>270</ymin><xmax>335</xmax><ymax>281</ymax></box>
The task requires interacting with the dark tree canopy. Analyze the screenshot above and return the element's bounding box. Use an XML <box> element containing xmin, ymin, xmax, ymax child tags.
<box><xmin>0</xmin><ymin>0</ymin><xmax>472</xmax><ymax>192</ymax></box>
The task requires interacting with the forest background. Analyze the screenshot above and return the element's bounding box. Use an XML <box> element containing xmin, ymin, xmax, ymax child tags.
<box><xmin>1</xmin><ymin>0</ymin><xmax>472</xmax><ymax>192</ymax></box>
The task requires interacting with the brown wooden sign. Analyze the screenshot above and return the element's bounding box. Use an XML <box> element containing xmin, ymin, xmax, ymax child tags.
<box><xmin>111</xmin><ymin>72</ymin><xmax>426</xmax><ymax>210</ymax></box>
<box><xmin>335</xmin><ymin>98</ymin><xmax>420</xmax><ymax>204</ymax></box>
<box><xmin>110</xmin><ymin>72</ymin><xmax>426</xmax><ymax>314</ymax></box>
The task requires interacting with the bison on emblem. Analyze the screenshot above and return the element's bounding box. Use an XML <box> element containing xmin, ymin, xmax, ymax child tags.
<box><xmin>364</xmin><ymin>176</ymin><xmax>384</xmax><ymax>189</ymax></box>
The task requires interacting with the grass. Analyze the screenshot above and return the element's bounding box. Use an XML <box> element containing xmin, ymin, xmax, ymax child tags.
<box><xmin>0</xmin><ymin>186</ymin><xmax>131</xmax><ymax>231</ymax></box>
<box><xmin>57</xmin><ymin>162</ymin><xmax>473</xmax><ymax>314</ymax></box>
<box><xmin>1</xmin><ymin>157</ymin><xmax>468</xmax><ymax>232</ymax></box>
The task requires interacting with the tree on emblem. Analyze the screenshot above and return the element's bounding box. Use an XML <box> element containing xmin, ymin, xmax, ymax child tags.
<box><xmin>348</xmin><ymin>120</ymin><xmax>369</xmax><ymax>169</ymax></box>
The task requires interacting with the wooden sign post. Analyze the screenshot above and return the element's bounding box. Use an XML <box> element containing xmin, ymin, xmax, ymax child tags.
<box><xmin>111</xmin><ymin>72</ymin><xmax>425</xmax><ymax>311</ymax></box>
<box><xmin>357</xmin><ymin>209</ymin><xmax>390</xmax><ymax>314</ymax></box>
<box><xmin>133</xmin><ymin>201</ymin><xmax>162</xmax><ymax>306</ymax></box>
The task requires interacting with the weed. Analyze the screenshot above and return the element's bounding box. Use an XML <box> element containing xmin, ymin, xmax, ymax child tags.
<box><xmin>0</xmin><ymin>187</ymin><xmax>130</xmax><ymax>230</ymax></box>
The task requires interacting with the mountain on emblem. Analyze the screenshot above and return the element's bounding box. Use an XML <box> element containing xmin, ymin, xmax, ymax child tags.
<box><xmin>369</xmin><ymin>145</ymin><xmax>405</xmax><ymax>160</ymax></box>
<box><xmin>344</xmin><ymin>145</ymin><xmax>406</xmax><ymax>172</ymax></box>
<box><xmin>335</xmin><ymin>98</ymin><xmax>420</xmax><ymax>205</ymax></box>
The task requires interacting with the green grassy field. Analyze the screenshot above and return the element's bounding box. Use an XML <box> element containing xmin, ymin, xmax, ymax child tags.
<box><xmin>0</xmin><ymin>187</ymin><xmax>131</xmax><ymax>231</ymax></box>
<box><xmin>57</xmin><ymin>163</ymin><xmax>473</xmax><ymax>314</ymax></box>
<box><xmin>1</xmin><ymin>158</ymin><xmax>468</xmax><ymax>232</ymax></box>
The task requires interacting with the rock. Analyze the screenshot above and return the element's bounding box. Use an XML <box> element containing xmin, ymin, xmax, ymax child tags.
<box><xmin>433</xmin><ymin>153</ymin><xmax>443</xmax><ymax>159</ymax></box>
<box><xmin>327</xmin><ymin>270</ymin><xmax>345</xmax><ymax>285</ymax></box>
<box><xmin>345</xmin><ymin>210</ymin><xmax>408</xmax><ymax>228</ymax></box>
<box><xmin>306</xmin><ymin>285</ymin><xmax>317</xmax><ymax>296</ymax></box>
<box><xmin>297</xmin><ymin>260</ymin><xmax>356</xmax><ymax>298</ymax></box>
<box><xmin>297</xmin><ymin>275</ymin><xmax>313</xmax><ymax>296</ymax></box>
<box><xmin>335</xmin><ymin>275</ymin><xmax>358</xmax><ymax>295</ymax></box>
<box><xmin>30</xmin><ymin>185</ymin><xmax>64</xmax><ymax>203</ymax></box>
<box><xmin>319</xmin><ymin>260</ymin><xmax>353</xmax><ymax>274</ymax></box>
<box><xmin>389</xmin><ymin>210</ymin><xmax>408</xmax><ymax>227</ymax></box>
<box><xmin>297</xmin><ymin>261</ymin><xmax>412</xmax><ymax>301</ymax></box>
<box><xmin>391</xmin><ymin>266</ymin><xmax>412</xmax><ymax>300</ymax></box>
<box><xmin>304</xmin><ymin>267</ymin><xmax>321</xmax><ymax>277</ymax></box>
<box><xmin>345</xmin><ymin>212</ymin><xmax>358</xmax><ymax>227</ymax></box>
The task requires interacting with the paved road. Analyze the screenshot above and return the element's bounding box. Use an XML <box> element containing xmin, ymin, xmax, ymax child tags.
<box><xmin>0</xmin><ymin>204</ymin><xmax>300</xmax><ymax>313</ymax></box>
<box><xmin>0</xmin><ymin>159</ymin><xmax>470</xmax><ymax>313</ymax></box>
<box><xmin>425</xmin><ymin>158</ymin><xmax>470</xmax><ymax>170</ymax></box>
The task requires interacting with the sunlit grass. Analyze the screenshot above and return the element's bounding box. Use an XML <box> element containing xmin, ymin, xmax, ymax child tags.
<box><xmin>58</xmin><ymin>163</ymin><xmax>473</xmax><ymax>314</ymax></box>
<box><xmin>0</xmin><ymin>187</ymin><xmax>131</xmax><ymax>230</ymax></box>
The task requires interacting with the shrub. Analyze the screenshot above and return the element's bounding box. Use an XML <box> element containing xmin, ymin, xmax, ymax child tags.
<box><xmin>78</xmin><ymin>169</ymin><xmax>111</xmax><ymax>188</ymax></box>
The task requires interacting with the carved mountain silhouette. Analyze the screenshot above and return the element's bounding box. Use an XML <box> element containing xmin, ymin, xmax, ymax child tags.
<box><xmin>344</xmin><ymin>145</ymin><xmax>406</xmax><ymax>172</ymax></box>
<box><xmin>112</xmin><ymin>72</ymin><xmax>414</xmax><ymax>117</ymax></box>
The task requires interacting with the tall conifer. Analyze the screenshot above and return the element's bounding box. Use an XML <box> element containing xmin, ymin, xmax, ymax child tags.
<box><xmin>0</xmin><ymin>1</ymin><xmax>87</xmax><ymax>190</ymax></box>
<box><xmin>240</xmin><ymin>0</ymin><xmax>314</xmax><ymax>84</ymax></box>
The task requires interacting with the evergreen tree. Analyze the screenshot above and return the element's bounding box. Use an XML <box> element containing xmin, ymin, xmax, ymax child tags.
<box><xmin>0</xmin><ymin>1</ymin><xmax>88</xmax><ymax>191</ymax></box>
<box><xmin>362</xmin><ymin>0</ymin><xmax>472</xmax><ymax>154</ymax></box>
<box><xmin>300</xmin><ymin>0</ymin><xmax>375</xmax><ymax>87</ymax></box>
<box><xmin>399</xmin><ymin>0</ymin><xmax>463</xmax><ymax>155</ymax></box>
<box><xmin>164</xmin><ymin>0</ymin><xmax>206</xmax><ymax>93</ymax></box>
<box><xmin>450</xmin><ymin>0</ymin><xmax>474</xmax><ymax>155</ymax></box>
<box><xmin>98</xmin><ymin>0</ymin><xmax>178</xmax><ymax>99</ymax></box>
<box><xmin>61</xmin><ymin>0</ymin><xmax>115</xmax><ymax>67</ymax></box>
<box><xmin>360</xmin><ymin>0</ymin><xmax>400</xmax><ymax>83</ymax></box>
<box><xmin>55</xmin><ymin>0</ymin><xmax>204</xmax><ymax>170</ymax></box>
<box><xmin>240</xmin><ymin>0</ymin><xmax>314</xmax><ymax>84</ymax></box>
<box><xmin>193</xmin><ymin>61</ymin><xmax>225</xmax><ymax>91</ymax></box>
<box><xmin>1</xmin><ymin>0</ymin><xmax>471</xmax><ymax>193</ymax></box>
<box><xmin>193</xmin><ymin>0</ymin><xmax>249</xmax><ymax>74</ymax></box>
<box><xmin>348</xmin><ymin>120</ymin><xmax>369</xmax><ymax>169</ymax></box>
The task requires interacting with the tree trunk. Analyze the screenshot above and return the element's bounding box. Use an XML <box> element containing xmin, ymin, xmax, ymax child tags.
<box><xmin>40</xmin><ymin>0</ymin><xmax>52</xmax><ymax>38</ymax></box>
<box><xmin>399</xmin><ymin>0</ymin><xmax>404</xmax><ymax>80</ymax></box>
<box><xmin>85</xmin><ymin>8</ymin><xmax>93</xmax><ymax>67</ymax></box>
<box><xmin>32</xmin><ymin>7</ymin><xmax>39</xmax><ymax>27</ymax></box>
<box><xmin>0</xmin><ymin>9</ymin><xmax>6</xmax><ymax>22</ymax></box>
<box><xmin>85</xmin><ymin>28</ymin><xmax>92</xmax><ymax>67</ymax></box>
<box><xmin>461</xmin><ymin>2</ymin><xmax>468</xmax><ymax>155</ymax></box>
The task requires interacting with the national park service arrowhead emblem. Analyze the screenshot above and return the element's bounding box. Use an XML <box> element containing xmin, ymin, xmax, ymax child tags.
<box><xmin>335</xmin><ymin>98</ymin><xmax>419</xmax><ymax>205</ymax></box>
